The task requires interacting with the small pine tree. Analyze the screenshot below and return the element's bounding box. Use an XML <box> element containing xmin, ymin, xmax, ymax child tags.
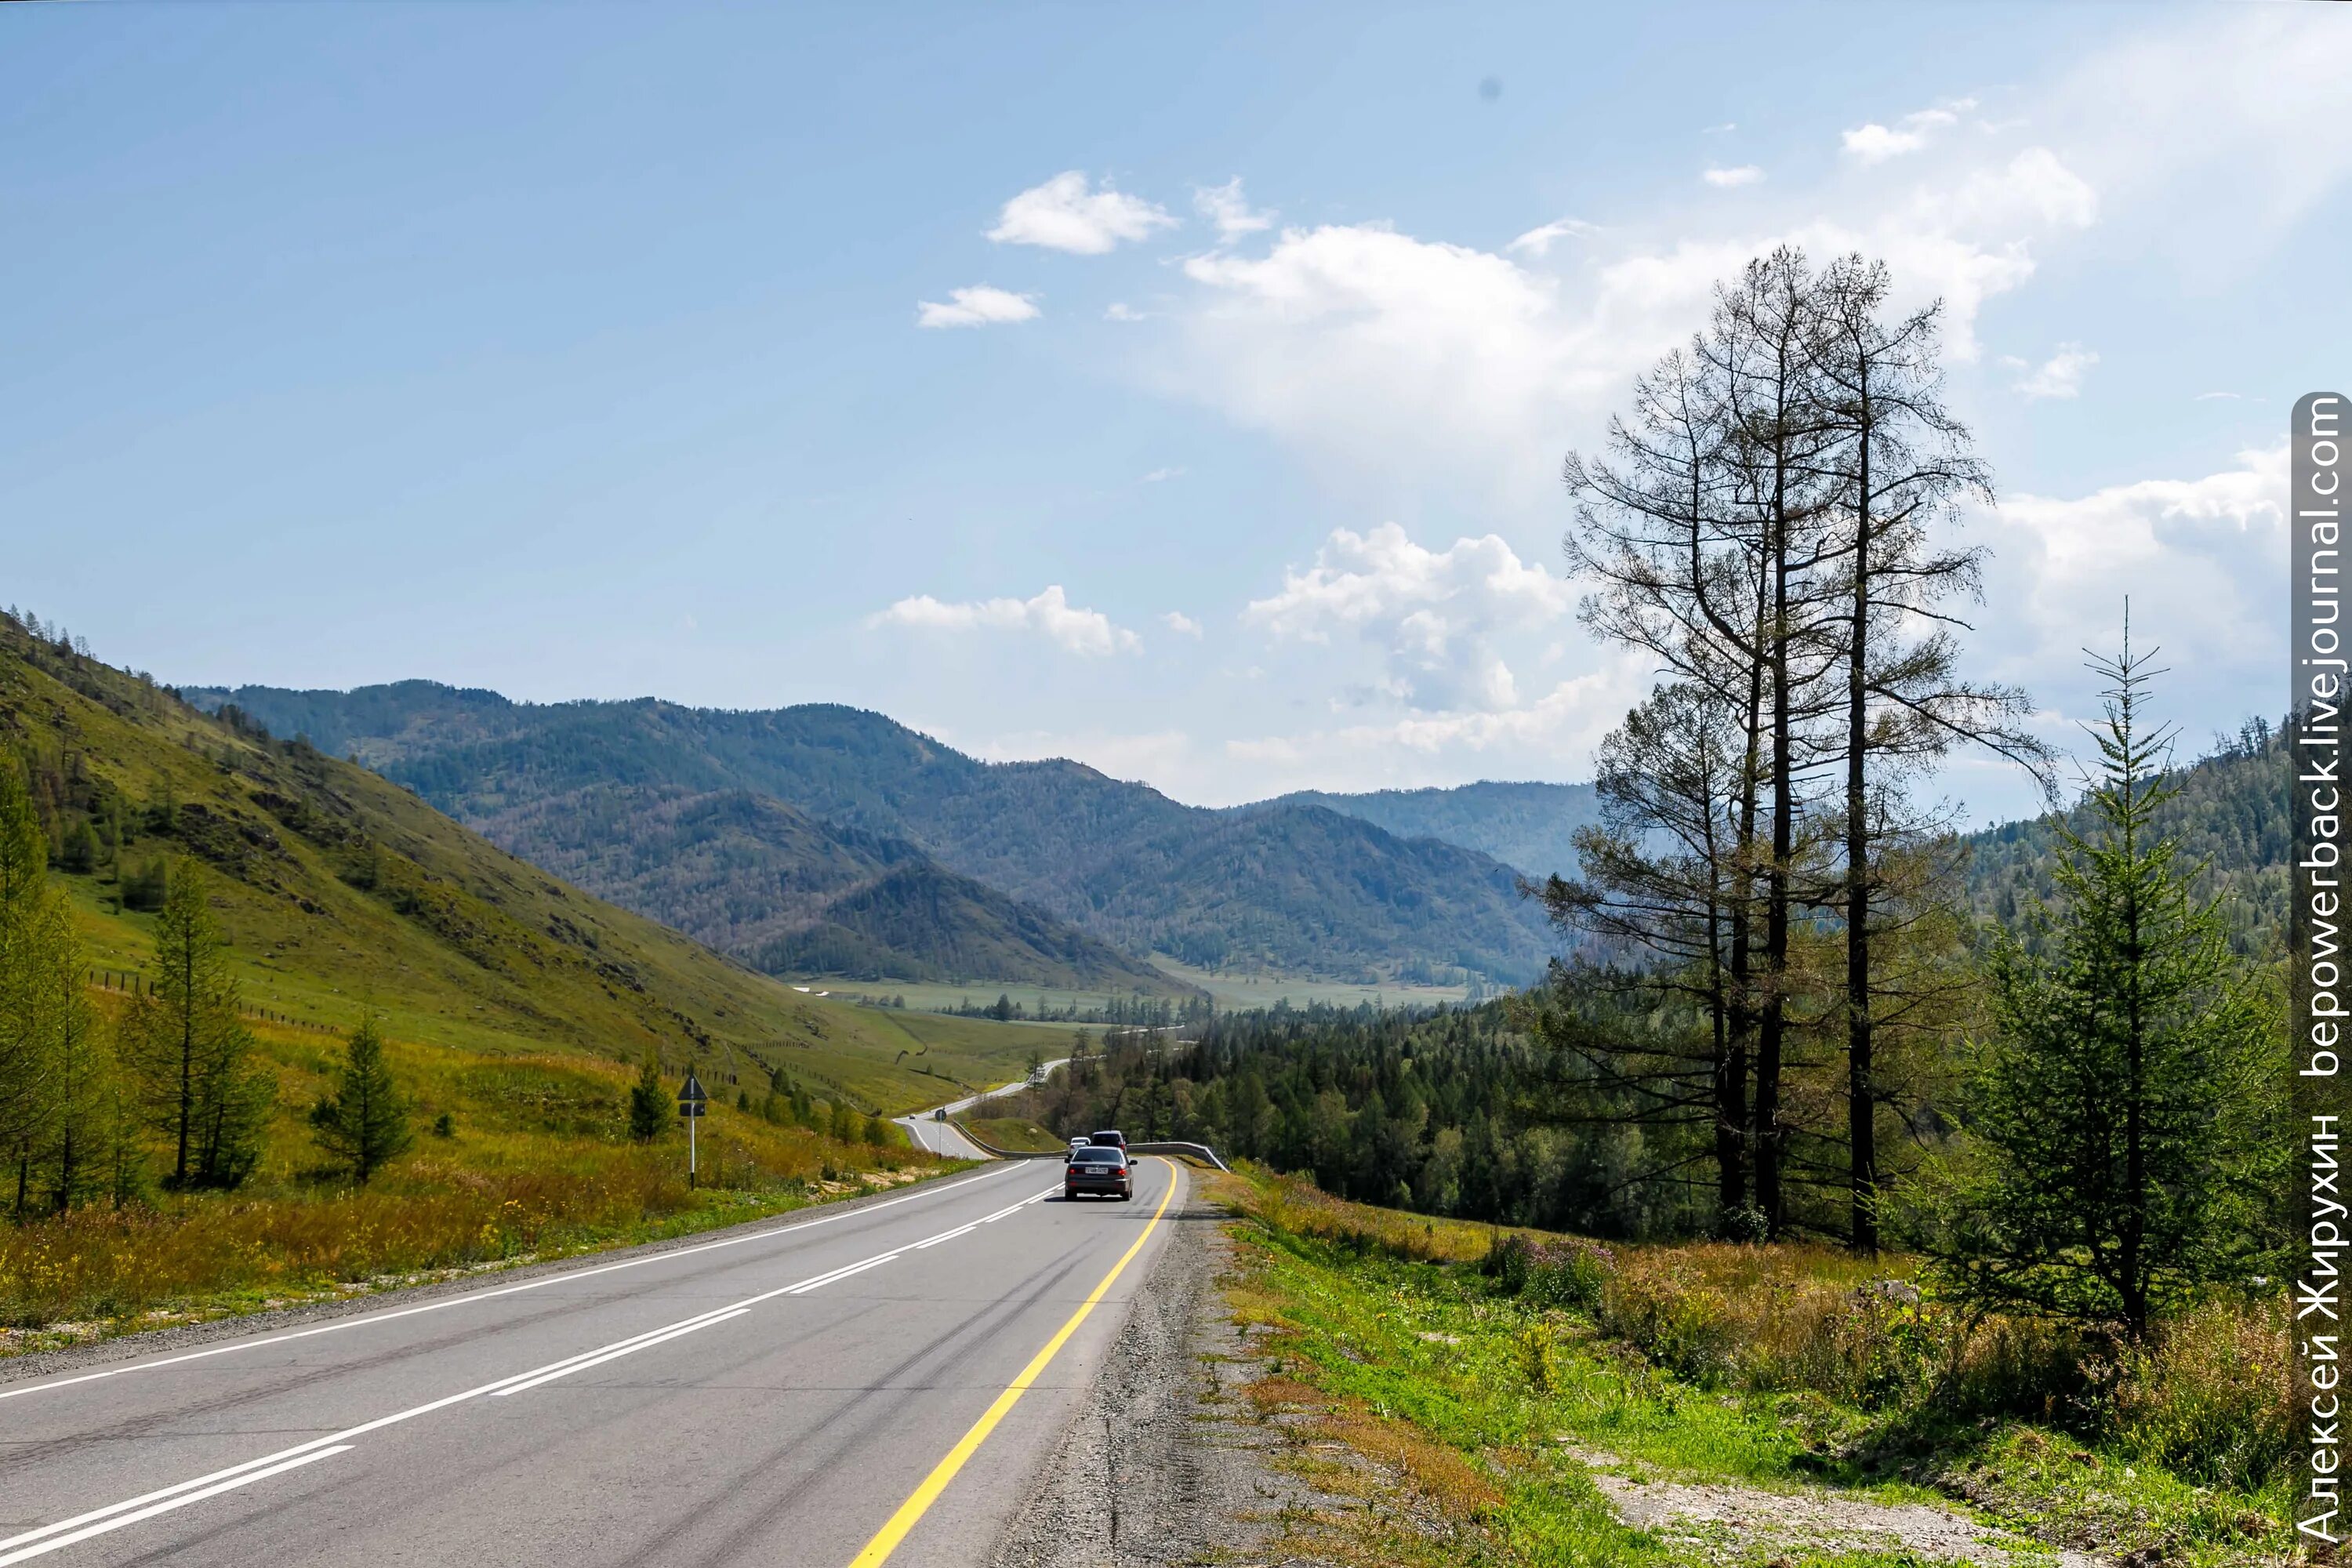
<box><xmin>119</xmin><ymin>858</ymin><xmax>270</xmax><ymax>1189</ymax></box>
<box><xmin>626</xmin><ymin>1051</ymin><xmax>668</xmax><ymax>1143</ymax></box>
<box><xmin>862</xmin><ymin>1112</ymin><xmax>891</xmax><ymax>1148</ymax></box>
<box><xmin>310</xmin><ymin>1015</ymin><xmax>415</xmax><ymax>1184</ymax></box>
<box><xmin>828</xmin><ymin>1101</ymin><xmax>855</xmax><ymax>1142</ymax></box>
<box><xmin>1922</xmin><ymin>635</ymin><xmax>2277</xmax><ymax>1338</ymax></box>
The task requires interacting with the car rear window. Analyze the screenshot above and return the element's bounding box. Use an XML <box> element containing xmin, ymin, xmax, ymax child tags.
<box><xmin>1072</xmin><ymin>1151</ymin><xmax>1123</xmax><ymax>1165</ymax></box>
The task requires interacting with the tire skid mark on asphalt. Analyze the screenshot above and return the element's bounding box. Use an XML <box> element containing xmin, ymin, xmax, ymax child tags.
<box><xmin>0</xmin><ymin>1181</ymin><xmax>1062</xmax><ymax>1567</ymax></box>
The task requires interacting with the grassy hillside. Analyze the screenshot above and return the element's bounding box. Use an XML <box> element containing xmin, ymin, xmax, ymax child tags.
<box><xmin>6</xmin><ymin>626</ymin><xmax>1062</xmax><ymax>1116</ymax></box>
<box><xmin>187</xmin><ymin>684</ymin><xmax>1559</xmax><ymax>985</ymax></box>
<box><xmin>1</xmin><ymin>1009</ymin><xmax>949</xmax><ymax>1349</ymax></box>
<box><xmin>1251</xmin><ymin>779</ymin><xmax>1602</xmax><ymax>882</ymax></box>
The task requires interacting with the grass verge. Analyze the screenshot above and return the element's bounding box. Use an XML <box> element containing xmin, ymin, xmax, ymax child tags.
<box><xmin>1</xmin><ymin>1022</ymin><xmax>966</xmax><ymax>1357</ymax></box>
<box><xmin>1204</xmin><ymin>1167</ymin><xmax>2289</xmax><ymax>1568</ymax></box>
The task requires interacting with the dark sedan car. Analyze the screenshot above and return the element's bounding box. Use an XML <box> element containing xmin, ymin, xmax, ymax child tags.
<box><xmin>1063</xmin><ymin>1146</ymin><xmax>1133</xmax><ymax>1201</ymax></box>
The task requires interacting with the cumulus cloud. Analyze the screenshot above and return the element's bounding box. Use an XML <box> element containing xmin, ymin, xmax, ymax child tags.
<box><xmin>1976</xmin><ymin>445</ymin><xmax>2285</xmax><ymax>752</ymax></box>
<box><xmin>1142</xmin><ymin>466</ymin><xmax>1185</xmax><ymax>483</ymax></box>
<box><xmin>1841</xmin><ymin>100</ymin><xmax>1973</xmax><ymax>163</ymax></box>
<box><xmin>870</xmin><ymin>585</ymin><xmax>1142</xmax><ymax>656</ymax></box>
<box><xmin>1195</xmin><ymin>178</ymin><xmax>1275</xmax><ymax>241</ymax></box>
<box><xmin>1165</xmin><ymin>126</ymin><xmax>2101</xmax><ymax>511</ymax></box>
<box><xmin>1162</xmin><ymin>610</ymin><xmax>1203</xmax><ymax>637</ymax></box>
<box><xmin>988</xmin><ymin>171</ymin><xmax>1175</xmax><ymax>255</ymax></box>
<box><xmin>2012</xmin><ymin>342</ymin><xmax>2099</xmax><ymax>399</ymax></box>
<box><xmin>916</xmin><ymin>285</ymin><xmax>1040</xmax><ymax>328</ymax></box>
<box><xmin>1246</xmin><ymin>523</ymin><xmax>1577</xmax><ymax>713</ymax></box>
<box><xmin>1104</xmin><ymin>301</ymin><xmax>1148</xmax><ymax>321</ymax></box>
<box><xmin>1702</xmin><ymin>165</ymin><xmax>1763</xmax><ymax>188</ymax></box>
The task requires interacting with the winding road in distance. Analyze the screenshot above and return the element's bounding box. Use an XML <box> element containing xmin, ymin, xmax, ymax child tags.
<box><xmin>0</xmin><ymin>1149</ymin><xmax>1183</xmax><ymax>1568</ymax></box>
<box><xmin>894</xmin><ymin>1060</ymin><xmax>1069</xmax><ymax>1160</ymax></box>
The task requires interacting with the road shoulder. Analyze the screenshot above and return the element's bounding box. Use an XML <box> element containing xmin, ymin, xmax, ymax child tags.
<box><xmin>988</xmin><ymin>1178</ymin><xmax>1329</xmax><ymax>1568</ymax></box>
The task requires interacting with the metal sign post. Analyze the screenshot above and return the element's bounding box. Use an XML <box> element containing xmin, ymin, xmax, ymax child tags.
<box><xmin>678</xmin><ymin>1071</ymin><xmax>708</xmax><ymax>1187</ymax></box>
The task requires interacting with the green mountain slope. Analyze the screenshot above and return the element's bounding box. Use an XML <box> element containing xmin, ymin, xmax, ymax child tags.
<box><xmin>187</xmin><ymin>683</ymin><xmax>1560</xmax><ymax>984</ymax></box>
<box><xmin>426</xmin><ymin>781</ymin><xmax>1176</xmax><ymax>991</ymax></box>
<box><xmin>1250</xmin><ymin>780</ymin><xmax>1603</xmax><ymax>881</ymax></box>
<box><xmin>1963</xmin><ymin>720</ymin><xmax>2284</xmax><ymax>958</ymax></box>
<box><xmin>6</xmin><ymin>625</ymin><xmax>1062</xmax><ymax>1113</ymax></box>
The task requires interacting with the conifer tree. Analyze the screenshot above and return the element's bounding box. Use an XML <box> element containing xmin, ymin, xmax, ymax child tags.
<box><xmin>626</xmin><ymin>1051</ymin><xmax>667</xmax><ymax>1143</ymax></box>
<box><xmin>32</xmin><ymin>895</ymin><xmax>111</xmax><ymax>1212</ymax></box>
<box><xmin>310</xmin><ymin>1015</ymin><xmax>413</xmax><ymax>1184</ymax></box>
<box><xmin>1924</xmin><ymin>636</ymin><xmax>2274</xmax><ymax>1338</ymax></box>
<box><xmin>120</xmin><ymin>858</ymin><xmax>271</xmax><ymax>1188</ymax></box>
<box><xmin>0</xmin><ymin>757</ymin><xmax>53</xmax><ymax>1182</ymax></box>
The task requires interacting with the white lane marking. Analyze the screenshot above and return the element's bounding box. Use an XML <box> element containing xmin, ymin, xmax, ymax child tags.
<box><xmin>0</xmin><ymin>1166</ymin><xmax>1014</xmax><ymax>1406</ymax></box>
<box><xmin>0</xmin><ymin>1179</ymin><xmax>1066</xmax><ymax>1564</ymax></box>
<box><xmin>489</xmin><ymin>1308</ymin><xmax>753</xmax><ymax>1397</ymax></box>
<box><xmin>0</xmin><ymin>1447</ymin><xmax>354</xmax><ymax>1566</ymax></box>
<box><xmin>912</xmin><ymin>1226</ymin><xmax>975</xmax><ymax>1250</ymax></box>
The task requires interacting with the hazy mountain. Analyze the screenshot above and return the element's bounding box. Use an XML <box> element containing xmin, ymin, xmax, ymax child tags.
<box><xmin>187</xmin><ymin>682</ymin><xmax>1562</xmax><ymax>984</ymax></box>
<box><xmin>1249</xmin><ymin>780</ymin><xmax>1602</xmax><ymax>881</ymax></box>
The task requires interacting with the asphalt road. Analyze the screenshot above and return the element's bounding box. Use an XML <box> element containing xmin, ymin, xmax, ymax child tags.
<box><xmin>0</xmin><ymin>1157</ymin><xmax>1185</xmax><ymax>1568</ymax></box>
<box><xmin>894</xmin><ymin>1060</ymin><xmax>1069</xmax><ymax>1160</ymax></box>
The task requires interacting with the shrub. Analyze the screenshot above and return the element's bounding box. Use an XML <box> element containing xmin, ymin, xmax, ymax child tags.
<box><xmin>2111</xmin><ymin>1294</ymin><xmax>2292</xmax><ymax>1490</ymax></box>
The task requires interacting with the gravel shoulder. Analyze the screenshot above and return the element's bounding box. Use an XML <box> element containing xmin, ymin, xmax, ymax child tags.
<box><xmin>989</xmin><ymin>1188</ymin><xmax>1332</xmax><ymax>1568</ymax></box>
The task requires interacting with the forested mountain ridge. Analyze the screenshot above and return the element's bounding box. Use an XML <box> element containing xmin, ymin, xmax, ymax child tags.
<box><xmin>1247</xmin><ymin>780</ymin><xmax>1604</xmax><ymax>881</ymax></box>
<box><xmin>1962</xmin><ymin>717</ymin><xmax>2285</xmax><ymax>958</ymax></box>
<box><xmin>465</xmin><ymin>782</ymin><xmax>1180</xmax><ymax>989</ymax></box>
<box><xmin>4</xmin><ymin>620</ymin><xmax>1064</xmax><ymax>1112</ymax></box>
<box><xmin>186</xmin><ymin>683</ymin><xmax>1562</xmax><ymax>984</ymax></box>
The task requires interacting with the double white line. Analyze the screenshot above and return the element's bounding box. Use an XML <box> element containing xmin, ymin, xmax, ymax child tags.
<box><xmin>0</xmin><ymin>1182</ymin><xmax>1058</xmax><ymax>1566</ymax></box>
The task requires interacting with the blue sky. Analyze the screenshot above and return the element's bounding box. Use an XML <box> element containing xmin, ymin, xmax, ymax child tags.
<box><xmin>4</xmin><ymin>2</ymin><xmax>2334</xmax><ymax>818</ymax></box>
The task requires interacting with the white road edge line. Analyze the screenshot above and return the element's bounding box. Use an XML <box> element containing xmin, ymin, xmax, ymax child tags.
<box><xmin>0</xmin><ymin>1179</ymin><xmax>1065</xmax><ymax>1565</ymax></box>
<box><xmin>0</xmin><ymin>1448</ymin><xmax>354</xmax><ymax>1567</ymax></box>
<box><xmin>0</xmin><ymin>1164</ymin><xmax>1015</xmax><ymax>1406</ymax></box>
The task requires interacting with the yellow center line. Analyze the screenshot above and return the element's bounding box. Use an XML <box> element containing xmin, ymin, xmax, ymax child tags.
<box><xmin>844</xmin><ymin>1160</ymin><xmax>1181</xmax><ymax>1568</ymax></box>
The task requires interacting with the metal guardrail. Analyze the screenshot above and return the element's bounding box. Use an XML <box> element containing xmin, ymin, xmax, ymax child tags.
<box><xmin>948</xmin><ymin>1120</ymin><xmax>1229</xmax><ymax>1171</ymax></box>
<box><xmin>1127</xmin><ymin>1141</ymin><xmax>1231</xmax><ymax>1172</ymax></box>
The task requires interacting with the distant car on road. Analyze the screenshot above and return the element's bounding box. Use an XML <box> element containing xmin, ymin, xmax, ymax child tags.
<box><xmin>1065</xmin><ymin>1135</ymin><xmax>1091</xmax><ymax>1160</ymax></box>
<box><xmin>1087</xmin><ymin>1130</ymin><xmax>1129</xmax><ymax>1156</ymax></box>
<box><xmin>1063</xmin><ymin>1145</ymin><xmax>1133</xmax><ymax>1201</ymax></box>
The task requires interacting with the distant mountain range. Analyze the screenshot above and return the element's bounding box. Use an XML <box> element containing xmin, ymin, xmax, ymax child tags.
<box><xmin>1250</xmin><ymin>781</ymin><xmax>1601</xmax><ymax>884</ymax></box>
<box><xmin>187</xmin><ymin>683</ymin><xmax>1572</xmax><ymax>987</ymax></box>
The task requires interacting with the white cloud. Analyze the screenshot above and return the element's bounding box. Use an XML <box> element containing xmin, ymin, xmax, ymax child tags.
<box><xmin>916</xmin><ymin>285</ymin><xmax>1040</xmax><ymax>328</ymax></box>
<box><xmin>1142</xmin><ymin>466</ymin><xmax>1185</xmax><ymax>483</ymax></box>
<box><xmin>2013</xmin><ymin>341</ymin><xmax>2099</xmax><ymax>399</ymax></box>
<box><xmin>1702</xmin><ymin>165</ymin><xmax>1763</xmax><ymax>188</ymax></box>
<box><xmin>1195</xmin><ymin>178</ymin><xmax>1275</xmax><ymax>241</ymax></box>
<box><xmin>1104</xmin><ymin>301</ymin><xmax>1148</xmax><ymax>321</ymax></box>
<box><xmin>1246</xmin><ymin>523</ymin><xmax>1576</xmax><ymax>713</ymax></box>
<box><xmin>1505</xmin><ymin>217</ymin><xmax>1599</xmax><ymax>257</ymax></box>
<box><xmin>1976</xmin><ymin>445</ymin><xmax>2285</xmax><ymax>762</ymax></box>
<box><xmin>2194</xmin><ymin>390</ymin><xmax>2244</xmax><ymax>401</ymax></box>
<box><xmin>987</xmin><ymin>171</ymin><xmax>1175</xmax><ymax>255</ymax></box>
<box><xmin>1841</xmin><ymin>100</ymin><xmax>1971</xmax><ymax>164</ymax></box>
<box><xmin>870</xmin><ymin>585</ymin><xmax>1142</xmax><ymax>656</ymax></box>
<box><xmin>1162</xmin><ymin>610</ymin><xmax>1203</xmax><ymax>637</ymax></box>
